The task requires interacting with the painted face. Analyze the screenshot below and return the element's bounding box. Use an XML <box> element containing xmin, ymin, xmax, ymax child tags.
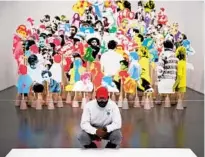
<box><xmin>85</xmin><ymin>77</ymin><xmax>91</xmax><ymax>84</ymax></box>
<box><xmin>43</xmin><ymin>53</ymin><xmax>49</xmax><ymax>60</ymax></box>
<box><xmin>121</xmin><ymin>19</ymin><xmax>129</xmax><ymax>28</ymax></box>
<box><xmin>47</xmin><ymin>46</ymin><xmax>53</xmax><ymax>56</ymax></box>
<box><xmin>42</xmin><ymin>73</ymin><xmax>50</xmax><ymax>82</ymax></box>
<box><xmin>120</xmin><ymin>62</ymin><xmax>127</xmax><ymax>70</ymax></box>
<box><xmin>39</xmin><ymin>37</ymin><xmax>45</xmax><ymax>48</ymax></box>
<box><xmin>91</xmin><ymin>40</ymin><xmax>98</xmax><ymax>46</ymax></box>
<box><xmin>51</xmin><ymin>22</ymin><xmax>56</xmax><ymax>30</ymax></box>
<box><xmin>30</xmin><ymin>62</ymin><xmax>37</xmax><ymax>69</ymax></box>
<box><xmin>122</xmin><ymin>37</ymin><xmax>129</xmax><ymax>45</ymax></box>
<box><xmin>178</xmin><ymin>34</ymin><xmax>184</xmax><ymax>42</ymax></box>
<box><xmin>116</xmin><ymin>46</ymin><xmax>124</xmax><ymax>54</ymax></box>
<box><xmin>96</xmin><ymin>22</ymin><xmax>103</xmax><ymax>30</ymax></box>
<box><xmin>70</xmin><ymin>27</ymin><xmax>76</xmax><ymax>36</ymax></box>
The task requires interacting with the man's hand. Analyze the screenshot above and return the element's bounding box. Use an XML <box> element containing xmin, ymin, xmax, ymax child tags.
<box><xmin>96</xmin><ymin>128</ymin><xmax>107</xmax><ymax>138</ymax></box>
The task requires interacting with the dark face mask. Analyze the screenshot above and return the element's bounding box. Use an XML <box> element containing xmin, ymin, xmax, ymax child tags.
<box><xmin>96</xmin><ymin>98</ymin><xmax>109</xmax><ymax>108</ymax></box>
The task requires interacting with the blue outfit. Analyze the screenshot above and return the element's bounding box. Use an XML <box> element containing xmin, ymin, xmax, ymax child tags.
<box><xmin>102</xmin><ymin>76</ymin><xmax>115</xmax><ymax>88</ymax></box>
<box><xmin>25</xmin><ymin>50</ymin><xmax>31</xmax><ymax>58</ymax></box>
<box><xmin>142</xmin><ymin>38</ymin><xmax>158</xmax><ymax>62</ymax></box>
<box><xmin>49</xmin><ymin>79</ymin><xmax>61</xmax><ymax>93</ymax></box>
<box><xmin>93</xmin><ymin>3</ymin><xmax>102</xmax><ymax>19</ymax></box>
<box><xmin>74</xmin><ymin>59</ymin><xmax>82</xmax><ymax>83</ymax></box>
<box><xmin>129</xmin><ymin>52</ymin><xmax>141</xmax><ymax>81</ymax></box>
<box><xmin>128</xmin><ymin>62</ymin><xmax>141</xmax><ymax>81</ymax></box>
<box><xmin>17</xmin><ymin>74</ymin><xmax>33</xmax><ymax>94</ymax></box>
<box><xmin>182</xmin><ymin>39</ymin><xmax>195</xmax><ymax>55</ymax></box>
<box><xmin>65</xmin><ymin>23</ymin><xmax>71</xmax><ymax>33</ymax></box>
<box><xmin>79</xmin><ymin>27</ymin><xmax>94</xmax><ymax>34</ymax></box>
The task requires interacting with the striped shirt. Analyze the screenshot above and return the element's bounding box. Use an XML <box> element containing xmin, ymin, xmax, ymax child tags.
<box><xmin>157</xmin><ymin>50</ymin><xmax>178</xmax><ymax>81</ymax></box>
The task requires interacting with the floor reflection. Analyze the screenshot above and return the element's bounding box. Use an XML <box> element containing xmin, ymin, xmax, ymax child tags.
<box><xmin>15</xmin><ymin>105</ymin><xmax>188</xmax><ymax>149</ymax></box>
<box><xmin>0</xmin><ymin>87</ymin><xmax>201</xmax><ymax>156</ymax></box>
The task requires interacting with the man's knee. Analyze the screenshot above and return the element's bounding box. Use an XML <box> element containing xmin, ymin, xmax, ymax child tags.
<box><xmin>108</xmin><ymin>129</ymin><xmax>122</xmax><ymax>145</ymax></box>
<box><xmin>77</xmin><ymin>130</ymin><xmax>92</xmax><ymax>146</ymax></box>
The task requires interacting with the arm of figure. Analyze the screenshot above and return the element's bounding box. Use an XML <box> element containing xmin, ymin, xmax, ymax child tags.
<box><xmin>128</xmin><ymin>66</ymin><xmax>134</xmax><ymax>77</ymax></box>
<box><xmin>105</xmin><ymin>104</ymin><xmax>122</xmax><ymax>133</ymax></box>
<box><xmin>80</xmin><ymin>105</ymin><xmax>97</xmax><ymax>135</ymax></box>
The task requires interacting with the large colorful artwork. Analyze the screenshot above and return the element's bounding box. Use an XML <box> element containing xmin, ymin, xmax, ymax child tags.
<box><xmin>13</xmin><ymin>0</ymin><xmax>195</xmax><ymax>110</ymax></box>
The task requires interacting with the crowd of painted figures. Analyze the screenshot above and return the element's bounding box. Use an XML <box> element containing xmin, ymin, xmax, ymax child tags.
<box><xmin>13</xmin><ymin>0</ymin><xmax>195</xmax><ymax>110</ymax></box>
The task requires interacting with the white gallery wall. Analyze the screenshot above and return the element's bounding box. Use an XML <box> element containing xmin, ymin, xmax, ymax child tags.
<box><xmin>0</xmin><ymin>1</ymin><xmax>204</xmax><ymax>93</ymax></box>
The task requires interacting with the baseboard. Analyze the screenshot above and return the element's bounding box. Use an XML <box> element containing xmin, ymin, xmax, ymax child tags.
<box><xmin>187</xmin><ymin>87</ymin><xmax>204</xmax><ymax>95</ymax></box>
<box><xmin>0</xmin><ymin>85</ymin><xmax>15</xmax><ymax>93</ymax></box>
<box><xmin>0</xmin><ymin>86</ymin><xmax>203</xmax><ymax>96</ymax></box>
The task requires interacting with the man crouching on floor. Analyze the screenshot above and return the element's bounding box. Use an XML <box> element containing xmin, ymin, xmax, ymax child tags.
<box><xmin>78</xmin><ymin>86</ymin><xmax>122</xmax><ymax>148</ymax></box>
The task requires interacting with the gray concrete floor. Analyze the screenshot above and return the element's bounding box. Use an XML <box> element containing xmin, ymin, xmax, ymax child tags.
<box><xmin>0</xmin><ymin>87</ymin><xmax>204</xmax><ymax>157</ymax></box>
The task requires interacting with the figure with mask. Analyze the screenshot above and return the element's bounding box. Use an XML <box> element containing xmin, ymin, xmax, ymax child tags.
<box><xmin>78</xmin><ymin>86</ymin><xmax>122</xmax><ymax>148</ymax></box>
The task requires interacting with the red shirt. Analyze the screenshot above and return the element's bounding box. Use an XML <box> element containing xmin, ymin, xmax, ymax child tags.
<box><xmin>63</xmin><ymin>57</ymin><xmax>72</xmax><ymax>72</ymax></box>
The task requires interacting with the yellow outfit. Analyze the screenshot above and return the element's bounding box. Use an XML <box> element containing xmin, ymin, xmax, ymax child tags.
<box><xmin>123</xmin><ymin>77</ymin><xmax>137</xmax><ymax>94</ymax></box>
<box><xmin>134</xmin><ymin>35</ymin><xmax>142</xmax><ymax>48</ymax></box>
<box><xmin>176</xmin><ymin>60</ymin><xmax>186</xmax><ymax>92</ymax></box>
<box><xmin>139</xmin><ymin>57</ymin><xmax>150</xmax><ymax>83</ymax></box>
<box><xmin>65</xmin><ymin>67</ymin><xmax>86</xmax><ymax>91</ymax></box>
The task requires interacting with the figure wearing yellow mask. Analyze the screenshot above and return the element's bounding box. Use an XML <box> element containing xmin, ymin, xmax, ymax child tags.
<box><xmin>116</xmin><ymin>0</ymin><xmax>125</xmax><ymax>11</ymax></box>
<box><xmin>144</xmin><ymin>0</ymin><xmax>155</xmax><ymax>13</ymax></box>
<box><xmin>72</xmin><ymin>0</ymin><xmax>91</xmax><ymax>16</ymax></box>
<box><xmin>138</xmin><ymin>46</ymin><xmax>153</xmax><ymax>92</ymax></box>
<box><xmin>134</xmin><ymin>34</ymin><xmax>144</xmax><ymax>49</ymax></box>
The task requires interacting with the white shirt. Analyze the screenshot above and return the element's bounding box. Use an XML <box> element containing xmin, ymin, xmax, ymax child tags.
<box><xmin>72</xmin><ymin>81</ymin><xmax>93</xmax><ymax>92</ymax></box>
<box><xmin>80</xmin><ymin>99</ymin><xmax>122</xmax><ymax>135</ymax></box>
<box><xmin>100</xmin><ymin>50</ymin><xmax>123</xmax><ymax>76</ymax></box>
<box><xmin>49</xmin><ymin>63</ymin><xmax>62</xmax><ymax>83</ymax></box>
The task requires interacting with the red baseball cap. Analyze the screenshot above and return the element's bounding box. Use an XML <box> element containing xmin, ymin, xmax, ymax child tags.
<box><xmin>96</xmin><ymin>86</ymin><xmax>109</xmax><ymax>99</ymax></box>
